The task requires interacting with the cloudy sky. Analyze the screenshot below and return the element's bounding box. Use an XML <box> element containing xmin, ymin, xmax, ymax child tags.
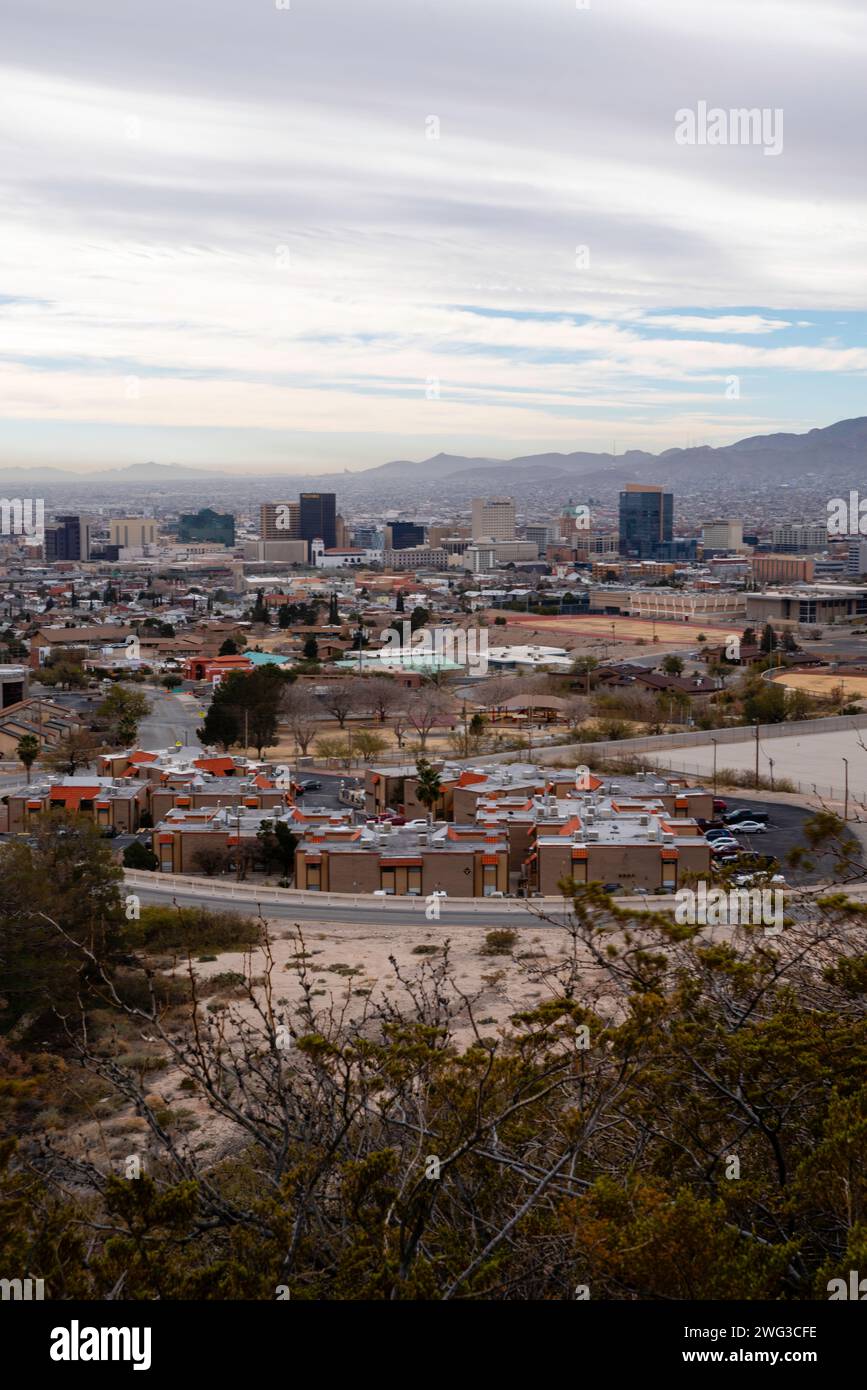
<box><xmin>1</xmin><ymin>0</ymin><xmax>866</xmax><ymax>473</ymax></box>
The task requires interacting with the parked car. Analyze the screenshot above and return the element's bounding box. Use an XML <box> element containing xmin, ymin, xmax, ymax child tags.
<box><xmin>697</xmin><ymin>818</ymin><xmax>725</xmax><ymax>831</ymax></box>
<box><xmin>725</xmin><ymin>808</ymin><xmax>769</xmax><ymax>825</ymax></box>
<box><xmin>712</xmin><ymin>798</ymin><xmax>727</xmax><ymax>812</ymax></box>
<box><xmin>736</xmin><ymin>852</ymin><xmax>777</xmax><ymax>870</ymax></box>
<box><xmin>706</xmin><ymin>829</ymin><xmax>737</xmax><ymax>841</ymax></box>
<box><xmin>295</xmin><ymin>779</ymin><xmax>323</xmax><ymax>793</ymax></box>
<box><xmin>733</xmin><ymin>821</ymin><xmax>768</xmax><ymax>834</ymax></box>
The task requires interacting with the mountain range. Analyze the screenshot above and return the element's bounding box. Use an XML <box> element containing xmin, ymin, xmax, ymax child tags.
<box><xmin>1</xmin><ymin>416</ymin><xmax>865</xmax><ymax>495</ymax></box>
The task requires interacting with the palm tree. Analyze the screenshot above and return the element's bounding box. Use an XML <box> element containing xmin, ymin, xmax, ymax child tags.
<box><xmin>414</xmin><ymin>757</ymin><xmax>443</xmax><ymax>826</ymax></box>
<box><xmin>17</xmin><ymin>734</ymin><xmax>40</xmax><ymax>784</ymax></box>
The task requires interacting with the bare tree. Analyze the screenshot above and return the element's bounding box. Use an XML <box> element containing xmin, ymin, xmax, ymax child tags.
<box><xmin>280</xmin><ymin>685</ymin><xmax>321</xmax><ymax>756</ymax></box>
<box><xmin>363</xmin><ymin>675</ymin><xmax>404</xmax><ymax>724</ymax></box>
<box><xmin>407</xmin><ymin>687</ymin><xmax>452</xmax><ymax>751</ymax></box>
<box><xmin>319</xmin><ymin>679</ymin><xmax>361</xmax><ymax>730</ymax></box>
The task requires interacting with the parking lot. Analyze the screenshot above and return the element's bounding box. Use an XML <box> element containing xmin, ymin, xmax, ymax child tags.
<box><xmin>293</xmin><ymin>771</ymin><xmax>362</xmax><ymax>815</ymax></box>
<box><xmin>707</xmin><ymin>797</ymin><xmax>849</xmax><ymax>886</ymax></box>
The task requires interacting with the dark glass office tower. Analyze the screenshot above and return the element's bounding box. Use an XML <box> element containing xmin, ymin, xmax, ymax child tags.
<box><xmin>299</xmin><ymin>492</ymin><xmax>336</xmax><ymax>551</ymax></box>
<box><xmin>390</xmin><ymin>521</ymin><xmax>425</xmax><ymax>549</ymax></box>
<box><xmin>618</xmin><ymin>485</ymin><xmax>673</xmax><ymax>558</ymax></box>
<box><xmin>44</xmin><ymin>514</ymin><xmax>90</xmax><ymax>562</ymax></box>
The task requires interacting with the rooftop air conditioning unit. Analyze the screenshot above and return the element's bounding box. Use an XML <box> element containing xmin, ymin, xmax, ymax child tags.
<box><xmin>636</xmin><ymin>771</ymin><xmax>646</xmax><ymax>781</ymax></box>
<box><xmin>640</xmin><ymin>814</ymin><xmax>649</xmax><ymax>826</ymax></box>
<box><xmin>610</xmin><ymin>782</ymin><xmax>621</xmax><ymax>793</ymax></box>
<box><xmin>585</xmin><ymin>830</ymin><xmax>599</xmax><ymax>841</ymax></box>
<box><xmin>662</xmin><ymin>832</ymin><xmax>675</xmax><ymax>844</ymax></box>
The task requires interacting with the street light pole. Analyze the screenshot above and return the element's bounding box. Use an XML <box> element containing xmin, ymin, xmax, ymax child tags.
<box><xmin>843</xmin><ymin>757</ymin><xmax>849</xmax><ymax>822</ymax></box>
<box><xmin>711</xmin><ymin>738</ymin><xmax>717</xmax><ymax>797</ymax></box>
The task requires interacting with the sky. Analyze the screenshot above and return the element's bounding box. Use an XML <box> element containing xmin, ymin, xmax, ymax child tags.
<box><xmin>1</xmin><ymin>0</ymin><xmax>866</xmax><ymax>474</ymax></box>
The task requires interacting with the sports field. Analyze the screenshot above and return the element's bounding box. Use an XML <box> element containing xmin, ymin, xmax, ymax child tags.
<box><xmin>502</xmin><ymin>613</ymin><xmax>737</xmax><ymax>645</ymax></box>
<box><xmin>770</xmin><ymin>671</ymin><xmax>867</xmax><ymax>698</ymax></box>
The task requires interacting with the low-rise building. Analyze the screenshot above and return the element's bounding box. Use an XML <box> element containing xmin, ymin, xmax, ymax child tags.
<box><xmin>294</xmin><ymin>822</ymin><xmax>509</xmax><ymax>897</ymax></box>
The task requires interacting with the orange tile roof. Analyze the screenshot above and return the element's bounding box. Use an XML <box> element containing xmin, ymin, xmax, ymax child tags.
<box><xmin>456</xmin><ymin>770</ymin><xmax>487</xmax><ymax>787</ymax></box>
<box><xmin>49</xmin><ymin>785</ymin><xmax>100</xmax><ymax>805</ymax></box>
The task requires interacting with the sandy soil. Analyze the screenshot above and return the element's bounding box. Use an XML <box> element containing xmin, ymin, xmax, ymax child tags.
<box><xmin>770</xmin><ymin>671</ymin><xmax>867</xmax><ymax>697</ymax></box>
<box><xmin>501</xmin><ymin>613</ymin><xmax>735</xmax><ymax>646</ymax></box>
<box><xmin>187</xmin><ymin>917</ymin><xmax>567</xmax><ymax>1040</ymax></box>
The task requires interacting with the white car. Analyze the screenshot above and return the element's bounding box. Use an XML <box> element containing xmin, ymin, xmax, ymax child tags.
<box><xmin>735</xmin><ymin>821</ymin><xmax>768</xmax><ymax>834</ymax></box>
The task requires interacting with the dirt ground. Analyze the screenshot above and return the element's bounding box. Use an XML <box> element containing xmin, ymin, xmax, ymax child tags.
<box><xmin>191</xmin><ymin>918</ymin><xmax>566</xmax><ymax>1039</ymax></box>
<box><xmin>770</xmin><ymin>671</ymin><xmax>867</xmax><ymax>697</ymax></box>
<box><xmin>500</xmin><ymin>612</ymin><xmax>735</xmax><ymax>648</ymax></box>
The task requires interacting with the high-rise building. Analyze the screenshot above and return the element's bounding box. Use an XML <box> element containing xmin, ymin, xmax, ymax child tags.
<box><xmin>471</xmin><ymin>497</ymin><xmax>516</xmax><ymax>542</ymax></box>
<box><xmin>178</xmin><ymin>509</ymin><xmax>236</xmax><ymax>546</ymax></box>
<box><xmin>45</xmin><ymin>514</ymin><xmax>91</xmax><ymax>563</ymax></box>
<box><xmin>524</xmin><ymin>523</ymin><xmax>559</xmax><ymax>555</ymax></box>
<box><xmin>618</xmin><ymin>485</ymin><xmax>673</xmax><ymax>559</ymax></box>
<box><xmin>109</xmin><ymin>518</ymin><xmax>157</xmax><ymax>549</ymax></box>
<box><xmin>387</xmin><ymin>521</ymin><xmax>425</xmax><ymax>550</ymax></box>
<box><xmin>299</xmin><ymin>493</ymin><xmax>336</xmax><ymax>551</ymax></box>
<box><xmin>260</xmin><ymin>501</ymin><xmax>300</xmax><ymax>540</ymax></box>
<box><xmin>701</xmin><ymin>519</ymin><xmax>743</xmax><ymax>552</ymax></box>
<box><xmin>770</xmin><ymin>522</ymin><xmax>828</xmax><ymax>553</ymax></box>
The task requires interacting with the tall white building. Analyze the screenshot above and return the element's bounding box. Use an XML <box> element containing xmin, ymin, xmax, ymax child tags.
<box><xmin>701</xmin><ymin>519</ymin><xmax>743</xmax><ymax>551</ymax></box>
<box><xmin>771</xmin><ymin>522</ymin><xmax>828</xmax><ymax>552</ymax></box>
<box><xmin>471</xmin><ymin>497</ymin><xmax>516</xmax><ymax>542</ymax></box>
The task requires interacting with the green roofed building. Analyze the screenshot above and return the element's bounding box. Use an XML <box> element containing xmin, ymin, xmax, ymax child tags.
<box><xmin>177</xmin><ymin>508</ymin><xmax>236</xmax><ymax>547</ymax></box>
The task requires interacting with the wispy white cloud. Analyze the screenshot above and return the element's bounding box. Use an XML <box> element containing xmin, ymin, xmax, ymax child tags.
<box><xmin>0</xmin><ymin>0</ymin><xmax>864</xmax><ymax>468</ymax></box>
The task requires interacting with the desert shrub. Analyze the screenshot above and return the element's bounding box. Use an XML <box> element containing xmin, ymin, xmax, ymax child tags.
<box><xmin>122</xmin><ymin>905</ymin><xmax>261</xmax><ymax>954</ymax></box>
<box><xmin>481</xmin><ymin>929</ymin><xmax>517</xmax><ymax>956</ymax></box>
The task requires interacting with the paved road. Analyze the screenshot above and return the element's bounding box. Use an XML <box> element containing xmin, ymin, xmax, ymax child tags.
<box><xmin>134</xmin><ymin>687</ymin><xmax>205</xmax><ymax>751</ymax></box>
<box><xmin>131</xmin><ymin>878</ymin><xmax>569</xmax><ymax>928</ymax></box>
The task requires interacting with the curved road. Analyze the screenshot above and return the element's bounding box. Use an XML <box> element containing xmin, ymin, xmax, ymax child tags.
<box><xmin>127</xmin><ymin>874</ymin><xmax>571</xmax><ymax>928</ymax></box>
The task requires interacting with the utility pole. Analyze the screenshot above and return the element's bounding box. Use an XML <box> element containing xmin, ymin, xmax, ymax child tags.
<box><xmin>754</xmin><ymin>723</ymin><xmax>760</xmax><ymax>789</ymax></box>
<box><xmin>711</xmin><ymin>738</ymin><xmax>717</xmax><ymax>797</ymax></box>
<box><xmin>843</xmin><ymin>757</ymin><xmax>849</xmax><ymax>822</ymax></box>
